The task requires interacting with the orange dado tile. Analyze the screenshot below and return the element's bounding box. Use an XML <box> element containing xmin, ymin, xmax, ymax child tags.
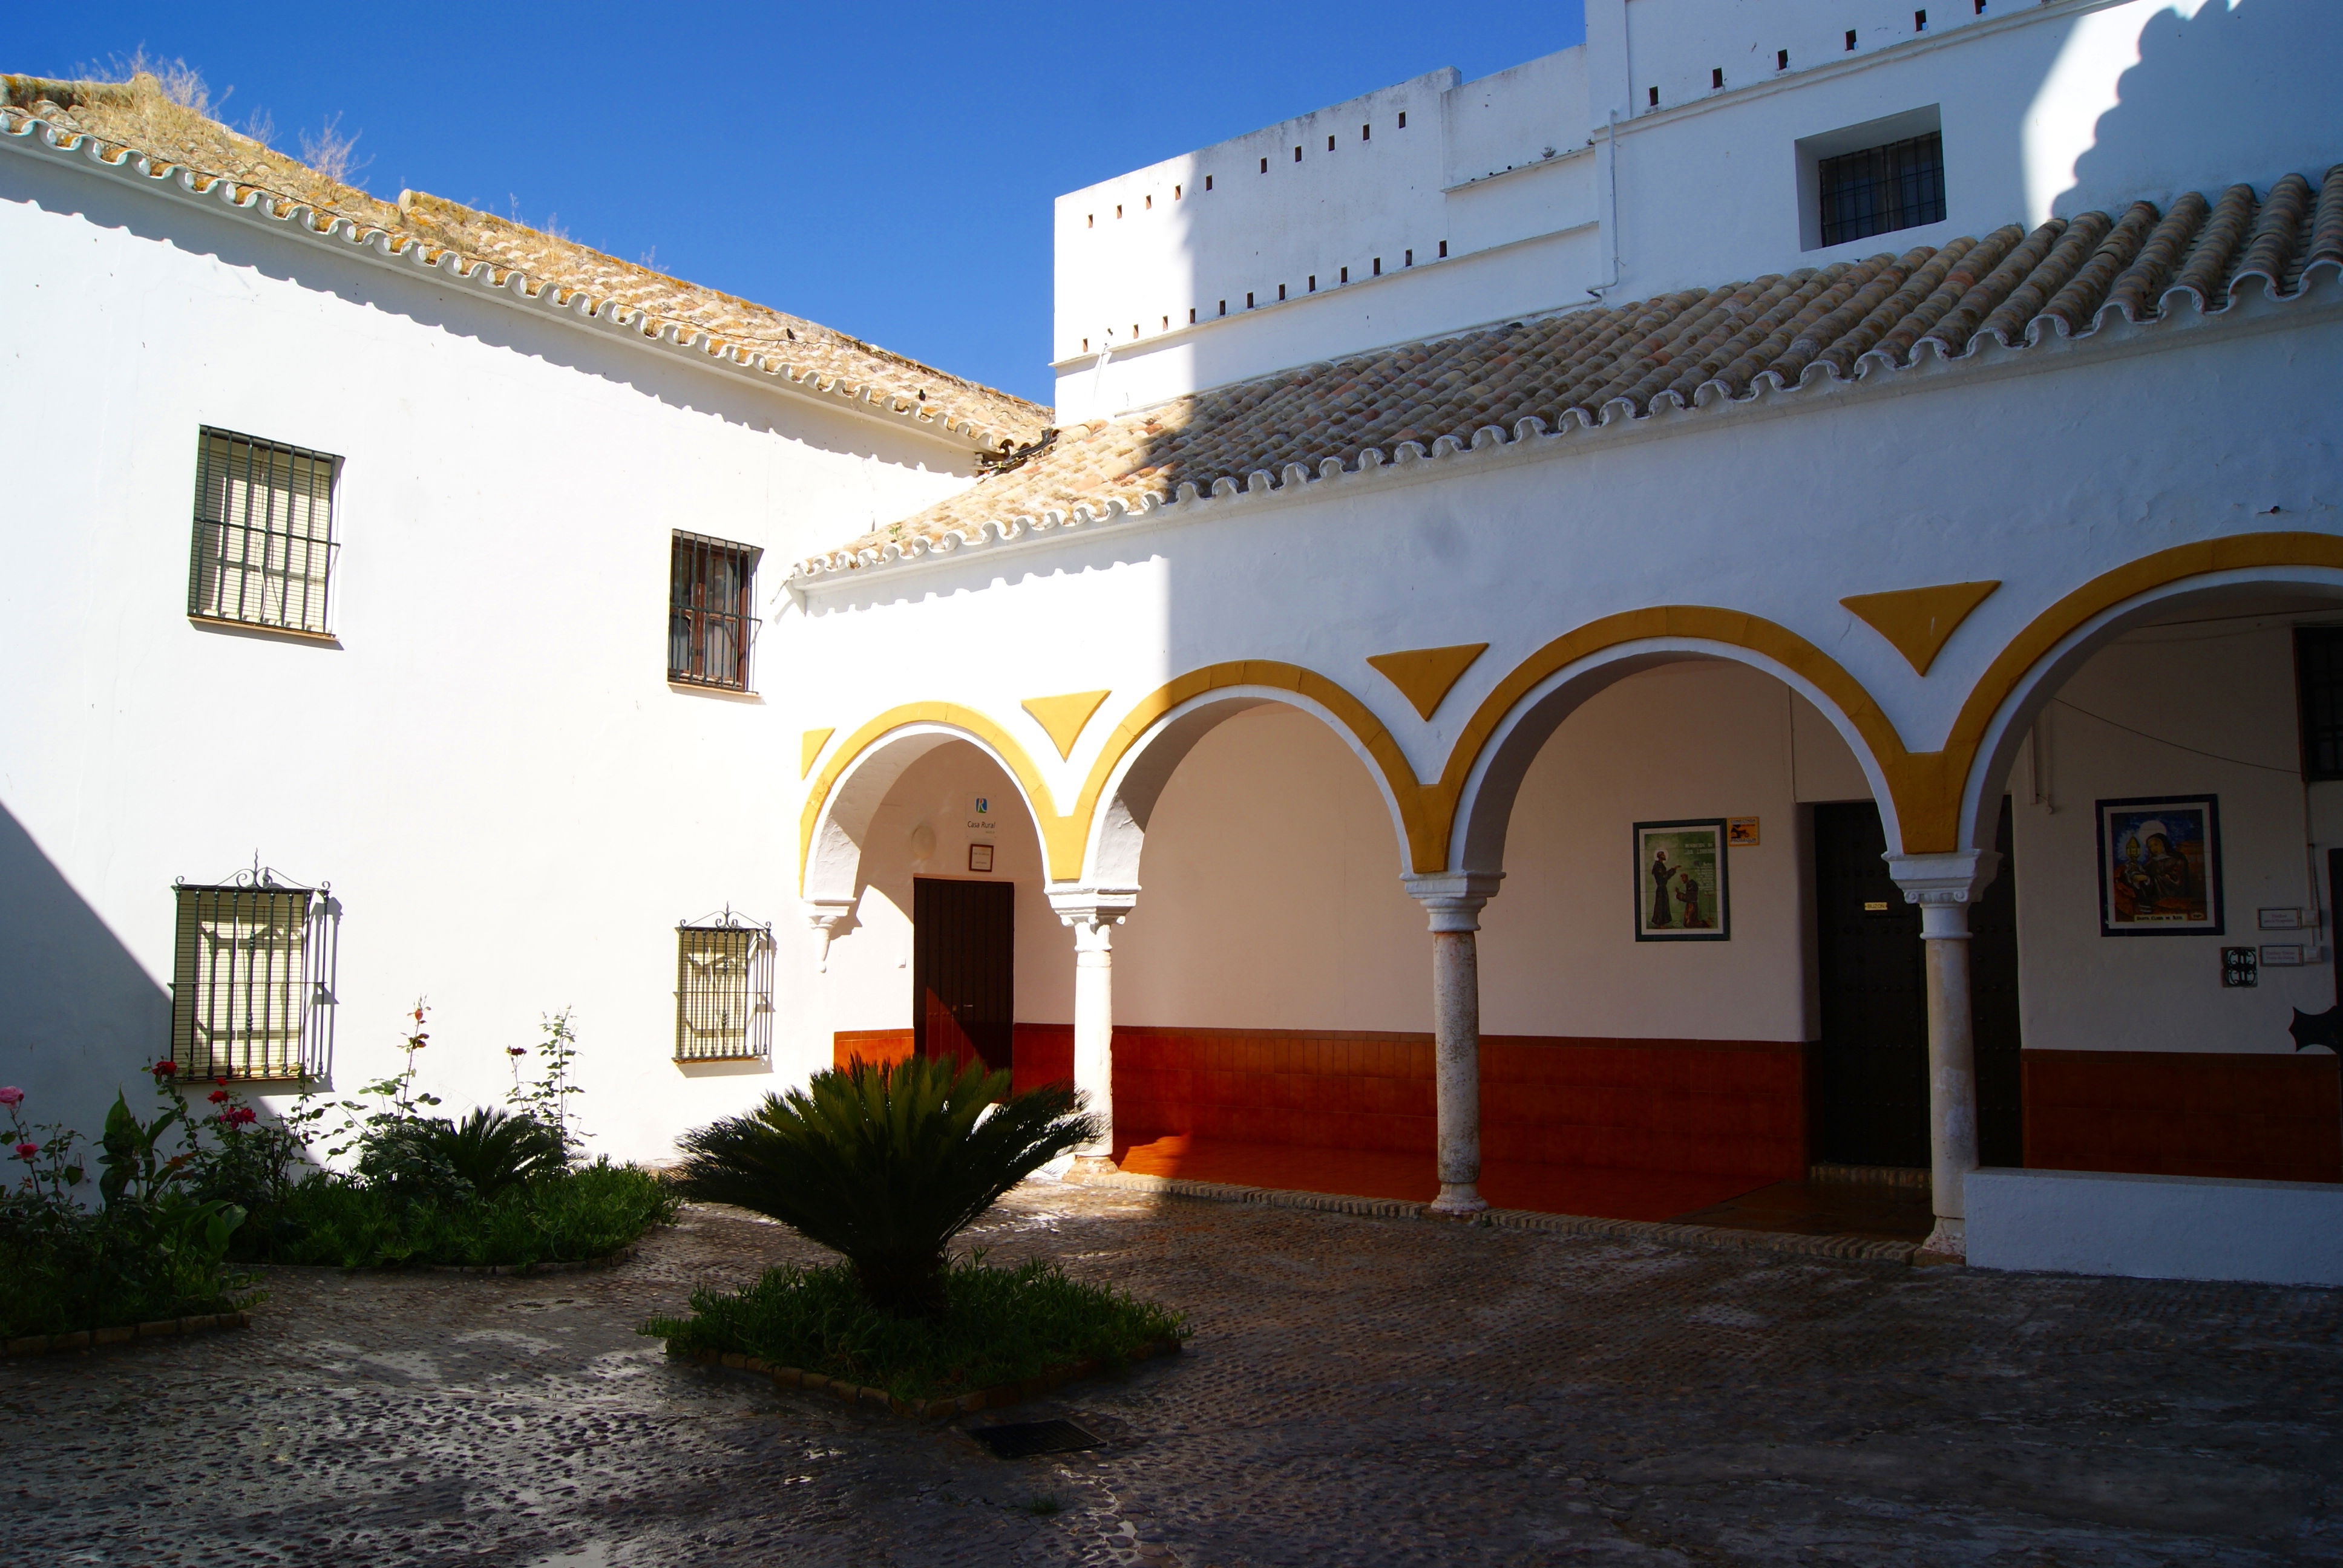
<box><xmin>2022</xmin><ymin>1050</ymin><xmax>2341</xmax><ymax>1184</ymax></box>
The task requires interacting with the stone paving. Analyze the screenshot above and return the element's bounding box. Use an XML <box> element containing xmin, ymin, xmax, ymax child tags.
<box><xmin>8</xmin><ymin>1181</ymin><xmax>2341</xmax><ymax>1566</ymax></box>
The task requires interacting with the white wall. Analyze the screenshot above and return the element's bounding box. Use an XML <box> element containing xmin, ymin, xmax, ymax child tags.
<box><xmin>0</xmin><ymin>143</ymin><xmax>982</xmax><ymax>1161</ymax></box>
<box><xmin>2011</xmin><ymin>616</ymin><xmax>2332</xmax><ymax>1054</ymax></box>
<box><xmin>1055</xmin><ymin>0</ymin><xmax>2343</xmax><ymax>416</ymax></box>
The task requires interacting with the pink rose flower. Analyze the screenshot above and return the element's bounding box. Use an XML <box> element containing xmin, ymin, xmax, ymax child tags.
<box><xmin>0</xmin><ymin>1086</ymin><xmax>22</xmax><ymax>1107</ymax></box>
<box><xmin>13</xmin><ymin>1141</ymin><xmax>38</xmax><ymax>1160</ymax></box>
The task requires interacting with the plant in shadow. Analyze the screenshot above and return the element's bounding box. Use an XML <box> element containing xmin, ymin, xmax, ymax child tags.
<box><xmin>674</xmin><ymin>1056</ymin><xmax>1097</xmax><ymax>1316</ymax></box>
<box><xmin>359</xmin><ymin>1106</ymin><xmax>566</xmax><ymax>1205</ymax></box>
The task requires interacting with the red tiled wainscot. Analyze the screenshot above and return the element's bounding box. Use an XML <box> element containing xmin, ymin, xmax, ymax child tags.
<box><xmin>2022</xmin><ymin>1049</ymin><xmax>2341</xmax><ymax>1183</ymax></box>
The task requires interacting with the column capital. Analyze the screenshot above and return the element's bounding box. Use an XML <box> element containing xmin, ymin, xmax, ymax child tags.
<box><xmin>1885</xmin><ymin>849</ymin><xmax>2001</xmax><ymax>936</ymax></box>
<box><xmin>1048</xmin><ymin>886</ymin><xmax>1141</xmax><ymax>934</ymax></box>
<box><xmin>1401</xmin><ymin>871</ymin><xmax>1504</xmax><ymax>933</ymax></box>
<box><xmin>802</xmin><ymin>897</ymin><xmax>857</xmax><ymax>935</ymax></box>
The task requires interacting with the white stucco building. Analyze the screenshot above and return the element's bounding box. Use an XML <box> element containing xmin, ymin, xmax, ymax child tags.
<box><xmin>7</xmin><ymin>0</ymin><xmax>2341</xmax><ymax>1282</ymax></box>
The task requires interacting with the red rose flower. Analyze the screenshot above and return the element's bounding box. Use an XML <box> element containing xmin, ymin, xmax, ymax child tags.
<box><xmin>152</xmin><ymin>1060</ymin><xmax>179</xmax><ymax>1077</ymax></box>
<box><xmin>13</xmin><ymin>1142</ymin><xmax>37</xmax><ymax>1160</ymax></box>
<box><xmin>209</xmin><ymin>1089</ymin><xmax>231</xmax><ymax>1103</ymax></box>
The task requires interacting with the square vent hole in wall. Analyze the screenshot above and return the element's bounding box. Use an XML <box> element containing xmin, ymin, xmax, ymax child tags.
<box><xmin>1795</xmin><ymin>105</ymin><xmax>1943</xmax><ymax>251</ymax></box>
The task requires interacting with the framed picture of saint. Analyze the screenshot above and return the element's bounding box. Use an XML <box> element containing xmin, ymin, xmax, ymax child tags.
<box><xmin>1634</xmin><ymin>819</ymin><xmax>1729</xmax><ymax>941</ymax></box>
<box><xmin>2096</xmin><ymin>795</ymin><xmax>2223</xmax><ymax>936</ymax></box>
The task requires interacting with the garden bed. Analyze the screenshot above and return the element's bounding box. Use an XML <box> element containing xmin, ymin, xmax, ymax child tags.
<box><xmin>239</xmin><ymin>1160</ymin><xmax>677</xmax><ymax>1271</ymax></box>
<box><xmin>4</xmin><ymin>1310</ymin><xmax>251</xmax><ymax>1359</ymax></box>
<box><xmin>643</xmin><ymin>1256</ymin><xmax>1188</xmax><ymax>1413</ymax></box>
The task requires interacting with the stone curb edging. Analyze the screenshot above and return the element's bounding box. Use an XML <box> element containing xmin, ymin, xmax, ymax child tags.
<box><xmin>4</xmin><ymin>1310</ymin><xmax>252</xmax><ymax>1359</ymax></box>
<box><xmin>424</xmin><ymin>1243</ymin><xmax>638</xmax><ymax>1277</ymax></box>
<box><xmin>685</xmin><ymin>1338</ymin><xmax>1184</xmax><ymax>1420</ymax></box>
<box><xmin>1064</xmin><ymin>1170</ymin><xmax>1920</xmax><ymax>1264</ymax></box>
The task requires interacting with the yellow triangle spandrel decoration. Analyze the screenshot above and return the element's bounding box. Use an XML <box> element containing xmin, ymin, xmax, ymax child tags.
<box><xmin>800</xmin><ymin>728</ymin><xmax>836</xmax><ymax>780</ymax></box>
<box><xmin>1840</xmin><ymin>581</ymin><xmax>2002</xmax><ymax>677</ymax></box>
<box><xmin>1365</xmin><ymin>643</ymin><xmax>1490</xmax><ymax>721</ymax></box>
<box><xmin>1021</xmin><ymin>690</ymin><xmax>1113</xmax><ymax>760</ymax></box>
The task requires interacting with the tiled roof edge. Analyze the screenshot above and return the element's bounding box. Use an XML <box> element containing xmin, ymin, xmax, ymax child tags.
<box><xmin>0</xmin><ymin>109</ymin><xmax>1044</xmax><ymax>454</ymax></box>
<box><xmin>796</xmin><ymin>174</ymin><xmax>2343</xmax><ymax>584</ymax></box>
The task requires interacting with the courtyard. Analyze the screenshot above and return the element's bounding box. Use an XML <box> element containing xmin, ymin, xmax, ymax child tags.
<box><xmin>8</xmin><ymin>1181</ymin><xmax>2338</xmax><ymax>1566</ymax></box>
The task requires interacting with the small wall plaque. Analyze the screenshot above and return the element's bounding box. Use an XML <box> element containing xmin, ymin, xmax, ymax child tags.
<box><xmin>2261</xmin><ymin>944</ymin><xmax>2307</xmax><ymax>966</ymax></box>
<box><xmin>1726</xmin><ymin>817</ymin><xmax>1760</xmax><ymax>848</ymax></box>
<box><xmin>2258</xmin><ymin>907</ymin><xmax>2304</xmax><ymax>930</ymax></box>
<box><xmin>967</xmin><ymin>843</ymin><xmax>995</xmax><ymax>873</ymax></box>
<box><xmin>2222</xmin><ymin>947</ymin><xmax>2259</xmax><ymax>987</ymax></box>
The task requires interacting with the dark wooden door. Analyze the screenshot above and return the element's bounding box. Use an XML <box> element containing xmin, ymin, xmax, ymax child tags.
<box><xmin>912</xmin><ymin>877</ymin><xmax>1014</xmax><ymax>1074</ymax></box>
<box><xmin>1812</xmin><ymin>799</ymin><xmax>2022</xmax><ymax>1168</ymax></box>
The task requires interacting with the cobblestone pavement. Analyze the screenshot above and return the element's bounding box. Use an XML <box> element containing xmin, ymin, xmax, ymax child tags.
<box><xmin>8</xmin><ymin>1183</ymin><xmax>2341</xmax><ymax>1566</ymax></box>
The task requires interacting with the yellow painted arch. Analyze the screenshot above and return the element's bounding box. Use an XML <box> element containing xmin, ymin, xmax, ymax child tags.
<box><xmin>799</xmin><ymin>664</ymin><xmax>1432</xmax><ymax>888</ymax></box>
<box><xmin>1426</xmin><ymin>607</ymin><xmax>1916</xmax><ymax>867</ymax></box>
<box><xmin>1932</xmin><ymin>531</ymin><xmax>2343</xmax><ymax>849</ymax></box>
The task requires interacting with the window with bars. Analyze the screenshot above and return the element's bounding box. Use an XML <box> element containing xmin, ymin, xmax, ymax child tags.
<box><xmin>2297</xmin><ymin>627</ymin><xmax>2343</xmax><ymax>780</ymax></box>
<box><xmin>169</xmin><ymin>871</ymin><xmax>339</xmax><ymax>1082</ymax></box>
<box><xmin>669</xmin><ymin>533</ymin><xmax>761</xmax><ymax>691</ymax></box>
<box><xmin>1816</xmin><ymin>131</ymin><xmax>1946</xmax><ymax>246</ymax></box>
<box><xmin>675</xmin><ymin>914</ymin><xmax>774</xmax><ymax>1061</ymax></box>
<box><xmin>189</xmin><ymin>428</ymin><xmax>341</xmax><ymax>634</ymax></box>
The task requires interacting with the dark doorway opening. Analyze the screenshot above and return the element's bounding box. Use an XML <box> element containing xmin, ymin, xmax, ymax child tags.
<box><xmin>912</xmin><ymin>877</ymin><xmax>1014</xmax><ymax>1074</ymax></box>
<box><xmin>1812</xmin><ymin>797</ymin><xmax>2021</xmax><ymax>1168</ymax></box>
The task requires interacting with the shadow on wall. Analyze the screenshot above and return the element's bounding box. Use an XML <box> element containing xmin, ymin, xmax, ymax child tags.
<box><xmin>2050</xmin><ymin>0</ymin><xmax>2343</xmax><ymax>218</ymax></box>
<box><xmin>0</xmin><ymin>801</ymin><xmax>170</xmax><ymax>1135</ymax></box>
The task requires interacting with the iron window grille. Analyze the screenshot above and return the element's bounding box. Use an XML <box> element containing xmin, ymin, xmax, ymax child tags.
<box><xmin>669</xmin><ymin>532</ymin><xmax>761</xmax><ymax>691</ymax></box>
<box><xmin>1817</xmin><ymin>131</ymin><xmax>1945</xmax><ymax>246</ymax></box>
<box><xmin>2297</xmin><ymin>627</ymin><xmax>2343</xmax><ymax>780</ymax></box>
<box><xmin>169</xmin><ymin>864</ymin><xmax>339</xmax><ymax>1082</ymax></box>
<box><xmin>189</xmin><ymin>428</ymin><xmax>341</xmax><ymax>634</ymax></box>
<box><xmin>675</xmin><ymin>910</ymin><xmax>774</xmax><ymax>1062</ymax></box>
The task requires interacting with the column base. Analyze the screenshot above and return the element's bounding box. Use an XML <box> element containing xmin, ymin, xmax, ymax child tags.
<box><xmin>1429</xmin><ymin>1183</ymin><xmax>1489</xmax><ymax>1217</ymax></box>
<box><xmin>1067</xmin><ymin>1154</ymin><xmax>1120</xmax><ymax>1178</ymax></box>
<box><xmin>1915</xmin><ymin>1217</ymin><xmax>1967</xmax><ymax>1266</ymax></box>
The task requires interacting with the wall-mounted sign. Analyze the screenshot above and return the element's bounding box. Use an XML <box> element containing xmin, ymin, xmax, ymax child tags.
<box><xmin>2261</xmin><ymin>944</ymin><xmax>2307</xmax><ymax>967</ymax></box>
<box><xmin>967</xmin><ymin>843</ymin><xmax>995</xmax><ymax>874</ymax></box>
<box><xmin>1727</xmin><ymin>817</ymin><xmax>1760</xmax><ymax>848</ymax></box>
<box><xmin>2259</xmin><ymin>907</ymin><xmax>2304</xmax><ymax>930</ymax></box>
<box><xmin>2096</xmin><ymin>795</ymin><xmax>2223</xmax><ymax>937</ymax></box>
<box><xmin>966</xmin><ymin>794</ymin><xmax>998</xmax><ymax>844</ymax></box>
<box><xmin>1634</xmin><ymin>819</ymin><xmax>1729</xmax><ymax>941</ymax></box>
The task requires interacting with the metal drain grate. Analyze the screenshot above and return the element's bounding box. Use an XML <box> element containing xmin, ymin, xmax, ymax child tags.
<box><xmin>969</xmin><ymin>1418</ymin><xmax>1099</xmax><ymax>1459</ymax></box>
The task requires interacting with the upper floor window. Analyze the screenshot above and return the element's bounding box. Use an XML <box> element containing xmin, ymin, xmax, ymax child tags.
<box><xmin>668</xmin><ymin>532</ymin><xmax>760</xmax><ymax>691</ymax></box>
<box><xmin>675</xmin><ymin>912</ymin><xmax>773</xmax><ymax>1062</ymax></box>
<box><xmin>170</xmin><ymin>866</ymin><xmax>339</xmax><ymax>1082</ymax></box>
<box><xmin>1816</xmin><ymin>131</ymin><xmax>1945</xmax><ymax>246</ymax></box>
<box><xmin>189</xmin><ymin>428</ymin><xmax>340</xmax><ymax>635</ymax></box>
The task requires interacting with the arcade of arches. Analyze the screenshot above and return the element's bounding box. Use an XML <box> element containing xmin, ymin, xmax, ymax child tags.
<box><xmin>814</xmin><ymin>598</ymin><xmax>2343</xmax><ymax>1258</ymax></box>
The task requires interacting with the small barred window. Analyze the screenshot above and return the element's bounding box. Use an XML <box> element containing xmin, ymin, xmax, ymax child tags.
<box><xmin>189</xmin><ymin>429</ymin><xmax>340</xmax><ymax>634</ymax></box>
<box><xmin>669</xmin><ymin>532</ymin><xmax>761</xmax><ymax>691</ymax></box>
<box><xmin>675</xmin><ymin>913</ymin><xmax>773</xmax><ymax>1062</ymax></box>
<box><xmin>170</xmin><ymin>867</ymin><xmax>339</xmax><ymax>1081</ymax></box>
<box><xmin>1817</xmin><ymin>131</ymin><xmax>1945</xmax><ymax>246</ymax></box>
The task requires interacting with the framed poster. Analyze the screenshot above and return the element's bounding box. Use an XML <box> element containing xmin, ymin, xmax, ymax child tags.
<box><xmin>1634</xmin><ymin>819</ymin><xmax>1729</xmax><ymax>941</ymax></box>
<box><xmin>2096</xmin><ymin>795</ymin><xmax>2223</xmax><ymax>936</ymax></box>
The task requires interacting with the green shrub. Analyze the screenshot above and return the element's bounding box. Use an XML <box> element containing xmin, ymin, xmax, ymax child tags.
<box><xmin>355</xmin><ymin>1106</ymin><xmax>567</xmax><ymax>1206</ymax></box>
<box><xmin>247</xmin><ymin>1159</ymin><xmax>678</xmax><ymax>1270</ymax></box>
<box><xmin>641</xmin><ymin>1255</ymin><xmax>1185</xmax><ymax>1402</ymax></box>
<box><xmin>674</xmin><ymin>1056</ymin><xmax>1097</xmax><ymax>1315</ymax></box>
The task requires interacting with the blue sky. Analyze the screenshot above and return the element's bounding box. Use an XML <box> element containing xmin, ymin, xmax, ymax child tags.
<box><xmin>3</xmin><ymin>3</ymin><xmax>1584</xmax><ymax>405</ymax></box>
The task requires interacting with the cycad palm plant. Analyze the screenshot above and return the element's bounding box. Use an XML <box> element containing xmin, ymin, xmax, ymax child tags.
<box><xmin>675</xmin><ymin>1056</ymin><xmax>1097</xmax><ymax>1316</ymax></box>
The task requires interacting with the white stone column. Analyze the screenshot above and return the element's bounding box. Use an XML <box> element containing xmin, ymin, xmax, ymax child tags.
<box><xmin>1402</xmin><ymin>872</ymin><xmax>1504</xmax><ymax>1216</ymax></box>
<box><xmin>1886</xmin><ymin>848</ymin><xmax>2001</xmax><ymax>1260</ymax></box>
<box><xmin>1048</xmin><ymin>887</ymin><xmax>1139</xmax><ymax>1172</ymax></box>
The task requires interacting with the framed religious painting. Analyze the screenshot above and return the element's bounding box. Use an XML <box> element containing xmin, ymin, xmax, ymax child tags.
<box><xmin>2096</xmin><ymin>795</ymin><xmax>2223</xmax><ymax>936</ymax></box>
<box><xmin>1634</xmin><ymin>819</ymin><xmax>1730</xmax><ymax>941</ymax></box>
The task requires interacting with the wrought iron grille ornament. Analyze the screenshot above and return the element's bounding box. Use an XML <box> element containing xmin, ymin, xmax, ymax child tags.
<box><xmin>668</xmin><ymin>532</ymin><xmax>761</xmax><ymax>691</ymax></box>
<box><xmin>1817</xmin><ymin>131</ymin><xmax>1947</xmax><ymax>246</ymax></box>
<box><xmin>170</xmin><ymin>861</ymin><xmax>339</xmax><ymax>1082</ymax></box>
<box><xmin>189</xmin><ymin>428</ymin><xmax>341</xmax><ymax>635</ymax></box>
<box><xmin>675</xmin><ymin>909</ymin><xmax>775</xmax><ymax>1061</ymax></box>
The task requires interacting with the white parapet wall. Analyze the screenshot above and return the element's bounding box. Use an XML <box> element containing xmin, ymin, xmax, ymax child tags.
<box><xmin>1967</xmin><ymin>1168</ymin><xmax>2343</xmax><ymax>1287</ymax></box>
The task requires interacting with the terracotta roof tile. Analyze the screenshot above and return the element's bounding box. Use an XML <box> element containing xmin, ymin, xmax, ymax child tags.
<box><xmin>809</xmin><ymin>164</ymin><xmax>2341</xmax><ymax>578</ymax></box>
<box><xmin>1</xmin><ymin>73</ymin><xmax>1049</xmax><ymax>452</ymax></box>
